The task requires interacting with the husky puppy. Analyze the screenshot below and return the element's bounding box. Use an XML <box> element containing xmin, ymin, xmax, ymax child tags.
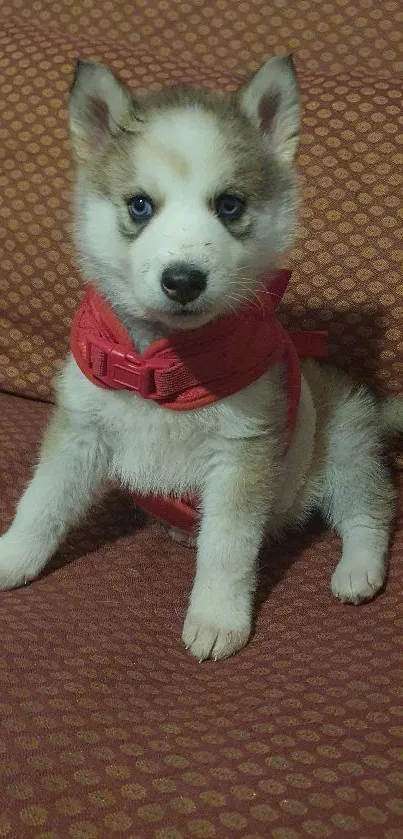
<box><xmin>0</xmin><ymin>57</ymin><xmax>400</xmax><ymax>660</ymax></box>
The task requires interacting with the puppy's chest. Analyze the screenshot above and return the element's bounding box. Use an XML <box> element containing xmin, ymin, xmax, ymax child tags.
<box><xmin>105</xmin><ymin>396</ymin><xmax>213</xmax><ymax>495</ymax></box>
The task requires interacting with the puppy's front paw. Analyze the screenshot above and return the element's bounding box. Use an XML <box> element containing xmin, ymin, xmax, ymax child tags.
<box><xmin>182</xmin><ymin>597</ymin><xmax>251</xmax><ymax>661</ymax></box>
<box><xmin>0</xmin><ymin>533</ymin><xmax>38</xmax><ymax>591</ymax></box>
<box><xmin>331</xmin><ymin>558</ymin><xmax>385</xmax><ymax>604</ymax></box>
<box><xmin>182</xmin><ymin>615</ymin><xmax>250</xmax><ymax>661</ymax></box>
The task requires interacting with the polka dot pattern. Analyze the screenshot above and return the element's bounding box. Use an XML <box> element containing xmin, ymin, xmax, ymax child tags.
<box><xmin>0</xmin><ymin>0</ymin><xmax>402</xmax><ymax>77</ymax></box>
<box><xmin>1</xmin><ymin>2</ymin><xmax>403</xmax><ymax>836</ymax></box>
<box><xmin>0</xmin><ymin>0</ymin><xmax>402</xmax><ymax>400</ymax></box>
<box><xmin>0</xmin><ymin>392</ymin><xmax>403</xmax><ymax>837</ymax></box>
<box><xmin>282</xmin><ymin>71</ymin><xmax>403</xmax><ymax>394</ymax></box>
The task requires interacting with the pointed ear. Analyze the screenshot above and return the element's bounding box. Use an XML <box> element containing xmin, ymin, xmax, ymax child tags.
<box><xmin>68</xmin><ymin>59</ymin><xmax>136</xmax><ymax>163</ymax></box>
<box><xmin>237</xmin><ymin>55</ymin><xmax>300</xmax><ymax>165</ymax></box>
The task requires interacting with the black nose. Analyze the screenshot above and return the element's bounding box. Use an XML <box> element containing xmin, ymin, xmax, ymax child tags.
<box><xmin>161</xmin><ymin>263</ymin><xmax>207</xmax><ymax>305</ymax></box>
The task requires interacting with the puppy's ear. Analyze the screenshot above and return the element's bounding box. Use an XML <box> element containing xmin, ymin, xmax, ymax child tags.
<box><xmin>69</xmin><ymin>60</ymin><xmax>136</xmax><ymax>162</ymax></box>
<box><xmin>237</xmin><ymin>55</ymin><xmax>300</xmax><ymax>165</ymax></box>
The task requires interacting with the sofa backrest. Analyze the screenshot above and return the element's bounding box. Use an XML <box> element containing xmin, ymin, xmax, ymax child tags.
<box><xmin>0</xmin><ymin>1</ymin><xmax>402</xmax><ymax>401</ymax></box>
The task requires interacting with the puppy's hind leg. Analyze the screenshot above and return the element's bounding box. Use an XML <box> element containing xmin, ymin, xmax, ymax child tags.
<box><xmin>320</xmin><ymin>386</ymin><xmax>395</xmax><ymax>604</ymax></box>
<box><xmin>0</xmin><ymin>406</ymin><xmax>109</xmax><ymax>590</ymax></box>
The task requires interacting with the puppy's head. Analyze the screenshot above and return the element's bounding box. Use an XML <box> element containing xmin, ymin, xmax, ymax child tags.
<box><xmin>69</xmin><ymin>57</ymin><xmax>300</xmax><ymax>330</ymax></box>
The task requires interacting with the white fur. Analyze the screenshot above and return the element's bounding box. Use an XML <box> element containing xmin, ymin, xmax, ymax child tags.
<box><xmin>0</xmin><ymin>58</ymin><xmax>400</xmax><ymax>661</ymax></box>
<box><xmin>0</xmin><ymin>355</ymin><xmax>396</xmax><ymax>660</ymax></box>
<box><xmin>76</xmin><ymin>107</ymin><xmax>294</xmax><ymax>335</ymax></box>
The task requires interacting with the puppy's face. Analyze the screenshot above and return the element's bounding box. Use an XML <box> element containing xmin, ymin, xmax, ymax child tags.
<box><xmin>69</xmin><ymin>58</ymin><xmax>300</xmax><ymax>330</ymax></box>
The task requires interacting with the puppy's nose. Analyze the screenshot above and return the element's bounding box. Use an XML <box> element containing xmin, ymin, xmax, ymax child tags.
<box><xmin>161</xmin><ymin>263</ymin><xmax>207</xmax><ymax>305</ymax></box>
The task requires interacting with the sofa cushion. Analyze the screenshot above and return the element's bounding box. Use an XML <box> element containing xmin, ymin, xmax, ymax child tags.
<box><xmin>1</xmin><ymin>2</ymin><xmax>403</xmax><ymax>836</ymax></box>
<box><xmin>1</xmin><ymin>390</ymin><xmax>403</xmax><ymax>838</ymax></box>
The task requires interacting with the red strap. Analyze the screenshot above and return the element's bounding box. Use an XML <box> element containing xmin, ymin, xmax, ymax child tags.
<box><xmin>70</xmin><ymin>272</ymin><xmax>328</xmax><ymax>534</ymax></box>
<box><xmin>131</xmin><ymin>330</ymin><xmax>327</xmax><ymax>534</ymax></box>
<box><xmin>70</xmin><ymin>274</ymin><xmax>297</xmax><ymax>410</ymax></box>
<box><xmin>135</xmin><ymin>493</ymin><xmax>200</xmax><ymax>533</ymax></box>
<box><xmin>290</xmin><ymin>330</ymin><xmax>328</xmax><ymax>359</ymax></box>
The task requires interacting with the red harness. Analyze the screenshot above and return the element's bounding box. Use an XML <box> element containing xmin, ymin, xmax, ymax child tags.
<box><xmin>70</xmin><ymin>270</ymin><xmax>327</xmax><ymax>532</ymax></box>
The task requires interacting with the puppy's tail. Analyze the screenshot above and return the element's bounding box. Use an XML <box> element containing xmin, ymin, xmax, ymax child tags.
<box><xmin>380</xmin><ymin>397</ymin><xmax>403</xmax><ymax>436</ymax></box>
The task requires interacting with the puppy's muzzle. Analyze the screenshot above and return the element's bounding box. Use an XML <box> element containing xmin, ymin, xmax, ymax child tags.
<box><xmin>161</xmin><ymin>262</ymin><xmax>207</xmax><ymax>305</ymax></box>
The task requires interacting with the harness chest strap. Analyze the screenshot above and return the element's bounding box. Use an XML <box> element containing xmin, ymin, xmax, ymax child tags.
<box><xmin>70</xmin><ymin>270</ymin><xmax>327</xmax><ymax>532</ymax></box>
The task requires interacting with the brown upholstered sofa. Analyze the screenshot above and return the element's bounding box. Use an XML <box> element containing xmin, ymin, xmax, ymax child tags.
<box><xmin>1</xmin><ymin>1</ymin><xmax>402</xmax><ymax>836</ymax></box>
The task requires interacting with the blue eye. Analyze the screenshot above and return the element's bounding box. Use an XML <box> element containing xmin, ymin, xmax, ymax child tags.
<box><xmin>215</xmin><ymin>193</ymin><xmax>245</xmax><ymax>221</ymax></box>
<box><xmin>128</xmin><ymin>195</ymin><xmax>154</xmax><ymax>222</ymax></box>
